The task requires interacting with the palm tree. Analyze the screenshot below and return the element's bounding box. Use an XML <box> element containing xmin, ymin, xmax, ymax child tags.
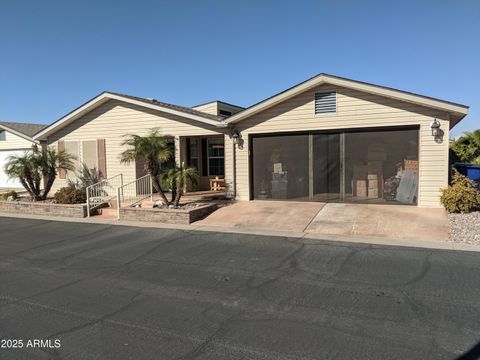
<box><xmin>4</xmin><ymin>145</ymin><xmax>75</xmax><ymax>201</ymax></box>
<box><xmin>161</xmin><ymin>164</ymin><xmax>198</xmax><ymax>207</ymax></box>
<box><xmin>452</xmin><ymin>129</ymin><xmax>480</xmax><ymax>164</ymax></box>
<box><xmin>119</xmin><ymin>129</ymin><xmax>173</xmax><ymax>206</ymax></box>
<box><xmin>41</xmin><ymin>147</ymin><xmax>76</xmax><ymax>199</ymax></box>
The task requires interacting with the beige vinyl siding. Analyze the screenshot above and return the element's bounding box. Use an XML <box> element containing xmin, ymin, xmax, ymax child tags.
<box><xmin>193</xmin><ymin>102</ymin><xmax>244</xmax><ymax>116</ymax></box>
<box><xmin>224</xmin><ymin>134</ymin><xmax>234</xmax><ymax>197</ymax></box>
<box><xmin>234</xmin><ymin>84</ymin><xmax>450</xmax><ymax>207</ymax></box>
<box><xmin>47</xmin><ymin>99</ymin><xmax>226</xmax><ymax>192</ymax></box>
<box><xmin>0</xmin><ymin>130</ymin><xmax>34</xmax><ymax>150</ymax></box>
<box><xmin>192</xmin><ymin>102</ymin><xmax>218</xmax><ymax>115</ymax></box>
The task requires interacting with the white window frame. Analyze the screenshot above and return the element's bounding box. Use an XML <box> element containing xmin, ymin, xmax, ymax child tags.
<box><xmin>206</xmin><ymin>138</ymin><xmax>225</xmax><ymax>177</ymax></box>
<box><xmin>81</xmin><ymin>139</ymin><xmax>99</xmax><ymax>171</ymax></box>
<box><xmin>63</xmin><ymin>139</ymin><xmax>99</xmax><ymax>178</ymax></box>
<box><xmin>189</xmin><ymin>138</ymin><xmax>200</xmax><ymax>170</ymax></box>
<box><xmin>64</xmin><ymin>140</ymin><xmax>80</xmax><ymax>179</ymax></box>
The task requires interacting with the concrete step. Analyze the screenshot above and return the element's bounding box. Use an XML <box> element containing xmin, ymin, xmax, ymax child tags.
<box><xmin>96</xmin><ymin>207</ymin><xmax>118</xmax><ymax>218</ymax></box>
<box><xmin>140</xmin><ymin>200</ymin><xmax>156</xmax><ymax>208</ymax></box>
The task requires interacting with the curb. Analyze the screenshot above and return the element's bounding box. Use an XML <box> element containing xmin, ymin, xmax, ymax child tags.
<box><xmin>1</xmin><ymin>212</ymin><xmax>480</xmax><ymax>253</ymax></box>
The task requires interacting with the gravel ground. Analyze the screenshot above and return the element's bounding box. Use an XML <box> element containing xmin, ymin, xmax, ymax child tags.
<box><xmin>448</xmin><ymin>211</ymin><xmax>480</xmax><ymax>245</ymax></box>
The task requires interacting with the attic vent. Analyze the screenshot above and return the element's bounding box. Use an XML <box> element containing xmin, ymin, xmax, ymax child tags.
<box><xmin>219</xmin><ymin>110</ymin><xmax>232</xmax><ymax>117</ymax></box>
<box><xmin>315</xmin><ymin>92</ymin><xmax>336</xmax><ymax>115</ymax></box>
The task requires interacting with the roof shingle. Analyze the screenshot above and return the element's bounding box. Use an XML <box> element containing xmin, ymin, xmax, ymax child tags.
<box><xmin>0</xmin><ymin>121</ymin><xmax>48</xmax><ymax>137</ymax></box>
<box><xmin>107</xmin><ymin>92</ymin><xmax>225</xmax><ymax>121</ymax></box>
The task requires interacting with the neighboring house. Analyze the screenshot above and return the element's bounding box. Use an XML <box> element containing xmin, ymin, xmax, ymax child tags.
<box><xmin>0</xmin><ymin>122</ymin><xmax>47</xmax><ymax>188</ymax></box>
<box><xmin>31</xmin><ymin>73</ymin><xmax>468</xmax><ymax>208</ymax></box>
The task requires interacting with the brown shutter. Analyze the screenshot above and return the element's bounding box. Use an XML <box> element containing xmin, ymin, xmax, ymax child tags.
<box><xmin>97</xmin><ymin>139</ymin><xmax>106</xmax><ymax>179</ymax></box>
<box><xmin>58</xmin><ymin>140</ymin><xmax>66</xmax><ymax>179</ymax></box>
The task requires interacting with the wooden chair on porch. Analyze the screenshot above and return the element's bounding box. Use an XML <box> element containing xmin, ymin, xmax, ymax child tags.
<box><xmin>209</xmin><ymin>177</ymin><xmax>225</xmax><ymax>191</ymax></box>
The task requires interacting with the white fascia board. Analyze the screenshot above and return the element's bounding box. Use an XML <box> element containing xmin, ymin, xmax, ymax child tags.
<box><xmin>225</xmin><ymin>74</ymin><xmax>468</xmax><ymax>125</ymax></box>
<box><xmin>225</xmin><ymin>77</ymin><xmax>326</xmax><ymax>124</ymax></box>
<box><xmin>34</xmin><ymin>93</ymin><xmax>220</xmax><ymax>140</ymax></box>
<box><xmin>33</xmin><ymin>93</ymin><xmax>110</xmax><ymax>140</ymax></box>
<box><xmin>325</xmin><ymin>76</ymin><xmax>469</xmax><ymax>116</ymax></box>
<box><xmin>106</xmin><ymin>94</ymin><xmax>221</xmax><ymax>126</ymax></box>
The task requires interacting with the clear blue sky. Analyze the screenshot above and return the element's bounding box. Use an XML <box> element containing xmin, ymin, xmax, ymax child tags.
<box><xmin>0</xmin><ymin>0</ymin><xmax>478</xmax><ymax>136</ymax></box>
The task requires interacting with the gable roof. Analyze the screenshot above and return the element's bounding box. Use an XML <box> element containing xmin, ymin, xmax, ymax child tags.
<box><xmin>34</xmin><ymin>91</ymin><xmax>224</xmax><ymax>140</ymax></box>
<box><xmin>0</xmin><ymin>121</ymin><xmax>48</xmax><ymax>142</ymax></box>
<box><xmin>224</xmin><ymin>73</ymin><xmax>469</xmax><ymax>126</ymax></box>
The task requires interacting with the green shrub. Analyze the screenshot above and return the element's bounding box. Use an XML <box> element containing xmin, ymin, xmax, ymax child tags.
<box><xmin>67</xmin><ymin>163</ymin><xmax>102</xmax><ymax>189</ymax></box>
<box><xmin>54</xmin><ymin>186</ymin><xmax>87</xmax><ymax>204</ymax></box>
<box><xmin>1</xmin><ymin>190</ymin><xmax>18</xmax><ymax>201</ymax></box>
<box><xmin>440</xmin><ymin>170</ymin><xmax>480</xmax><ymax>213</ymax></box>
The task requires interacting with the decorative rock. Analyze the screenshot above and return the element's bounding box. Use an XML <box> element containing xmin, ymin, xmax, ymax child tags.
<box><xmin>448</xmin><ymin>211</ymin><xmax>480</xmax><ymax>245</ymax></box>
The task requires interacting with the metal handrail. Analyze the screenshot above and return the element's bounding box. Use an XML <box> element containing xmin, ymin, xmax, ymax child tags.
<box><xmin>86</xmin><ymin>174</ymin><xmax>123</xmax><ymax>217</ymax></box>
<box><xmin>116</xmin><ymin>174</ymin><xmax>153</xmax><ymax>219</ymax></box>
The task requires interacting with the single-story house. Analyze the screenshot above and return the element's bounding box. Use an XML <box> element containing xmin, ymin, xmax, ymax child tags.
<box><xmin>31</xmin><ymin>73</ymin><xmax>468</xmax><ymax>208</ymax></box>
<box><xmin>0</xmin><ymin>122</ymin><xmax>47</xmax><ymax>188</ymax></box>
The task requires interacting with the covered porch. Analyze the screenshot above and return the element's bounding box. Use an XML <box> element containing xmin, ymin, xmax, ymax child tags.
<box><xmin>178</xmin><ymin>135</ymin><xmax>226</xmax><ymax>192</ymax></box>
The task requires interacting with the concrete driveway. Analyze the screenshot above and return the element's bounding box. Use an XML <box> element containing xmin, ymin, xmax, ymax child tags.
<box><xmin>199</xmin><ymin>201</ymin><xmax>449</xmax><ymax>242</ymax></box>
<box><xmin>305</xmin><ymin>203</ymin><xmax>449</xmax><ymax>241</ymax></box>
<box><xmin>197</xmin><ymin>200</ymin><xmax>325</xmax><ymax>232</ymax></box>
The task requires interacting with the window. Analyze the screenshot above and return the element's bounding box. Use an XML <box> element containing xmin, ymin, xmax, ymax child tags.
<box><xmin>315</xmin><ymin>92</ymin><xmax>336</xmax><ymax>115</ymax></box>
<box><xmin>82</xmin><ymin>140</ymin><xmax>98</xmax><ymax>170</ymax></box>
<box><xmin>219</xmin><ymin>109</ymin><xmax>232</xmax><ymax>117</ymax></box>
<box><xmin>64</xmin><ymin>140</ymin><xmax>100</xmax><ymax>177</ymax></box>
<box><xmin>207</xmin><ymin>138</ymin><xmax>224</xmax><ymax>176</ymax></box>
<box><xmin>188</xmin><ymin>138</ymin><xmax>199</xmax><ymax>170</ymax></box>
<box><xmin>64</xmin><ymin>141</ymin><xmax>80</xmax><ymax>178</ymax></box>
<box><xmin>0</xmin><ymin>130</ymin><xmax>5</xmax><ymax>141</ymax></box>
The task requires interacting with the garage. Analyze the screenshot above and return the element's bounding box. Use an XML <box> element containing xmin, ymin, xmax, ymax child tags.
<box><xmin>250</xmin><ymin>126</ymin><xmax>419</xmax><ymax>205</ymax></box>
<box><xmin>0</xmin><ymin>122</ymin><xmax>47</xmax><ymax>191</ymax></box>
<box><xmin>0</xmin><ymin>149</ymin><xmax>30</xmax><ymax>188</ymax></box>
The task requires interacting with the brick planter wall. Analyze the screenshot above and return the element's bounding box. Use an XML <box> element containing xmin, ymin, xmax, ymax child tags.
<box><xmin>0</xmin><ymin>201</ymin><xmax>88</xmax><ymax>218</ymax></box>
<box><xmin>119</xmin><ymin>203</ymin><xmax>218</xmax><ymax>224</ymax></box>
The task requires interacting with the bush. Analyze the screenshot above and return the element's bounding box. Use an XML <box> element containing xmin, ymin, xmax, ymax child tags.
<box><xmin>68</xmin><ymin>163</ymin><xmax>102</xmax><ymax>189</ymax></box>
<box><xmin>54</xmin><ymin>186</ymin><xmax>87</xmax><ymax>204</ymax></box>
<box><xmin>441</xmin><ymin>170</ymin><xmax>480</xmax><ymax>213</ymax></box>
<box><xmin>1</xmin><ymin>190</ymin><xmax>18</xmax><ymax>201</ymax></box>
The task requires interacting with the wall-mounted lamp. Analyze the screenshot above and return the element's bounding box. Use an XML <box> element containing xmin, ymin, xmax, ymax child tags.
<box><xmin>231</xmin><ymin>128</ymin><xmax>241</xmax><ymax>145</ymax></box>
<box><xmin>430</xmin><ymin>118</ymin><xmax>441</xmax><ymax>137</ymax></box>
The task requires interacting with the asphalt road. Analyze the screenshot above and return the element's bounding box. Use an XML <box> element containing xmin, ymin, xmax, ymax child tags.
<box><xmin>0</xmin><ymin>217</ymin><xmax>479</xmax><ymax>360</ymax></box>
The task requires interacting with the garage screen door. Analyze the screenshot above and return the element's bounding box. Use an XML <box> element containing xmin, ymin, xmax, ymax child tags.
<box><xmin>251</xmin><ymin>127</ymin><xmax>419</xmax><ymax>205</ymax></box>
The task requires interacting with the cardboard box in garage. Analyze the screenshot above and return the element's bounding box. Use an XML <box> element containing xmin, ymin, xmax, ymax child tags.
<box><xmin>356</xmin><ymin>180</ymin><xmax>367</xmax><ymax>197</ymax></box>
